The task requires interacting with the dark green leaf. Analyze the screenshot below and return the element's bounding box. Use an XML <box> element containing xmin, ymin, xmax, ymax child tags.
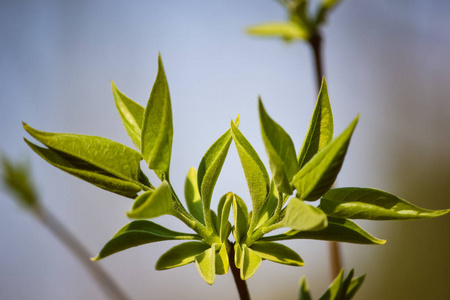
<box><xmin>155</xmin><ymin>241</ymin><xmax>209</xmax><ymax>270</ymax></box>
<box><xmin>318</xmin><ymin>269</ymin><xmax>344</xmax><ymax>300</ymax></box>
<box><xmin>246</xmin><ymin>22</ymin><xmax>308</xmax><ymax>41</ymax></box>
<box><xmin>240</xmin><ymin>244</ymin><xmax>262</xmax><ymax>280</ymax></box>
<box><xmin>282</xmin><ymin>198</ymin><xmax>328</xmax><ymax>231</ymax></box>
<box><xmin>232</xmin><ymin>194</ymin><xmax>249</xmax><ymax>243</ymax></box>
<box><xmin>261</xmin><ymin>217</ymin><xmax>386</xmax><ymax>245</ymax></box>
<box><xmin>298</xmin><ymin>277</ymin><xmax>313</xmax><ymax>300</ymax></box>
<box><xmin>231</xmin><ymin>119</ymin><xmax>270</xmax><ymax>223</ymax></box>
<box><xmin>141</xmin><ymin>54</ymin><xmax>173</xmax><ymax>177</ymax></box>
<box><xmin>127</xmin><ymin>181</ymin><xmax>173</xmax><ymax>219</ymax></box>
<box><xmin>251</xmin><ymin>242</ymin><xmax>304</xmax><ymax>266</ymax></box>
<box><xmin>184</xmin><ymin>167</ymin><xmax>204</xmax><ymax>225</ymax></box>
<box><xmin>298</xmin><ymin>78</ymin><xmax>333</xmax><ymax>169</ymax></box>
<box><xmin>195</xmin><ymin>244</ymin><xmax>216</xmax><ymax>285</ymax></box>
<box><xmin>24</xmin><ymin>138</ymin><xmax>142</xmax><ymax>198</ymax></box>
<box><xmin>320</xmin><ymin>188</ymin><xmax>450</xmax><ymax>220</ymax></box>
<box><xmin>259</xmin><ymin>98</ymin><xmax>298</xmax><ymax>194</ymax></box>
<box><xmin>292</xmin><ymin>116</ymin><xmax>359</xmax><ymax>201</ymax></box>
<box><xmin>346</xmin><ymin>274</ymin><xmax>366</xmax><ymax>299</ymax></box>
<box><xmin>92</xmin><ymin>220</ymin><xmax>200</xmax><ymax>261</ymax></box>
<box><xmin>111</xmin><ymin>81</ymin><xmax>145</xmax><ymax>150</ymax></box>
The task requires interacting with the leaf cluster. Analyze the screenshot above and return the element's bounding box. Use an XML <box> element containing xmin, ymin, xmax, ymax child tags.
<box><xmin>22</xmin><ymin>55</ymin><xmax>449</xmax><ymax>285</ymax></box>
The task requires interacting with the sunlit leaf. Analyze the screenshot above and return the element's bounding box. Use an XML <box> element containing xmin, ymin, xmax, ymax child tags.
<box><xmin>217</xmin><ymin>193</ymin><xmax>233</xmax><ymax>242</ymax></box>
<box><xmin>240</xmin><ymin>244</ymin><xmax>262</xmax><ymax>280</ymax></box>
<box><xmin>259</xmin><ymin>98</ymin><xmax>298</xmax><ymax>194</ymax></box>
<box><xmin>320</xmin><ymin>188</ymin><xmax>450</xmax><ymax>220</ymax></box>
<box><xmin>184</xmin><ymin>167</ymin><xmax>204</xmax><ymax>225</ymax></box>
<box><xmin>246</xmin><ymin>22</ymin><xmax>308</xmax><ymax>41</ymax></box>
<box><xmin>298</xmin><ymin>78</ymin><xmax>333</xmax><ymax>169</ymax></box>
<box><xmin>292</xmin><ymin>116</ymin><xmax>358</xmax><ymax>201</ymax></box>
<box><xmin>92</xmin><ymin>220</ymin><xmax>200</xmax><ymax>261</ymax></box>
<box><xmin>250</xmin><ymin>242</ymin><xmax>304</xmax><ymax>266</ymax></box>
<box><xmin>155</xmin><ymin>241</ymin><xmax>209</xmax><ymax>270</ymax></box>
<box><xmin>254</xmin><ymin>180</ymin><xmax>278</xmax><ymax>230</ymax></box>
<box><xmin>282</xmin><ymin>198</ymin><xmax>328</xmax><ymax>231</ymax></box>
<box><xmin>141</xmin><ymin>54</ymin><xmax>173</xmax><ymax>177</ymax></box>
<box><xmin>215</xmin><ymin>243</ymin><xmax>229</xmax><ymax>275</ymax></box>
<box><xmin>195</xmin><ymin>244</ymin><xmax>216</xmax><ymax>285</ymax></box>
<box><xmin>111</xmin><ymin>81</ymin><xmax>145</xmax><ymax>150</ymax></box>
<box><xmin>127</xmin><ymin>181</ymin><xmax>173</xmax><ymax>219</ymax></box>
<box><xmin>232</xmin><ymin>194</ymin><xmax>249</xmax><ymax>243</ymax></box>
<box><xmin>234</xmin><ymin>243</ymin><xmax>243</xmax><ymax>269</ymax></box>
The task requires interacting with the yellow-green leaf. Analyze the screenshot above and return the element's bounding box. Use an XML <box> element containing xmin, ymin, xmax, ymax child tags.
<box><xmin>195</xmin><ymin>244</ymin><xmax>216</xmax><ymax>285</ymax></box>
<box><xmin>232</xmin><ymin>194</ymin><xmax>249</xmax><ymax>243</ymax></box>
<box><xmin>251</xmin><ymin>242</ymin><xmax>304</xmax><ymax>266</ymax></box>
<box><xmin>215</xmin><ymin>243</ymin><xmax>229</xmax><ymax>275</ymax></box>
<box><xmin>217</xmin><ymin>193</ymin><xmax>233</xmax><ymax>242</ymax></box>
<box><xmin>240</xmin><ymin>244</ymin><xmax>262</xmax><ymax>280</ymax></box>
<box><xmin>246</xmin><ymin>22</ymin><xmax>308</xmax><ymax>41</ymax></box>
<box><xmin>282</xmin><ymin>198</ymin><xmax>328</xmax><ymax>231</ymax></box>
<box><xmin>155</xmin><ymin>241</ymin><xmax>209</xmax><ymax>270</ymax></box>
<box><xmin>184</xmin><ymin>167</ymin><xmax>204</xmax><ymax>225</ymax></box>
<box><xmin>127</xmin><ymin>181</ymin><xmax>173</xmax><ymax>219</ymax></box>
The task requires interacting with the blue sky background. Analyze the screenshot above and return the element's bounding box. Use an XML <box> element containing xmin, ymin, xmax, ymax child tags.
<box><xmin>1</xmin><ymin>1</ymin><xmax>449</xmax><ymax>299</ymax></box>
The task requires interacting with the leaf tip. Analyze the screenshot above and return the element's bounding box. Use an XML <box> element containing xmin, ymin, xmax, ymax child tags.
<box><xmin>90</xmin><ymin>255</ymin><xmax>101</xmax><ymax>262</ymax></box>
<box><xmin>235</xmin><ymin>115</ymin><xmax>240</xmax><ymax>127</ymax></box>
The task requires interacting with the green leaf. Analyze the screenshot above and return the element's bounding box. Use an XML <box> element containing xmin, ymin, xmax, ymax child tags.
<box><xmin>240</xmin><ymin>244</ymin><xmax>262</xmax><ymax>280</ymax></box>
<box><xmin>318</xmin><ymin>269</ymin><xmax>344</xmax><ymax>300</ymax></box>
<box><xmin>298</xmin><ymin>277</ymin><xmax>313</xmax><ymax>300</ymax></box>
<box><xmin>127</xmin><ymin>181</ymin><xmax>173</xmax><ymax>219</ymax></box>
<box><xmin>215</xmin><ymin>243</ymin><xmax>229</xmax><ymax>275</ymax></box>
<box><xmin>184</xmin><ymin>167</ymin><xmax>204</xmax><ymax>225</ymax></box>
<box><xmin>111</xmin><ymin>81</ymin><xmax>145</xmax><ymax>150</ymax></box>
<box><xmin>282</xmin><ymin>198</ymin><xmax>328</xmax><ymax>231</ymax></box>
<box><xmin>234</xmin><ymin>243</ymin><xmax>243</xmax><ymax>269</ymax></box>
<box><xmin>250</xmin><ymin>242</ymin><xmax>304</xmax><ymax>266</ymax></box>
<box><xmin>254</xmin><ymin>180</ymin><xmax>279</xmax><ymax>230</ymax></box>
<box><xmin>155</xmin><ymin>241</ymin><xmax>210</xmax><ymax>270</ymax></box>
<box><xmin>346</xmin><ymin>274</ymin><xmax>366</xmax><ymax>299</ymax></box>
<box><xmin>232</xmin><ymin>194</ymin><xmax>249</xmax><ymax>243</ymax></box>
<box><xmin>262</xmin><ymin>217</ymin><xmax>385</xmax><ymax>245</ymax></box>
<box><xmin>217</xmin><ymin>193</ymin><xmax>233</xmax><ymax>242</ymax></box>
<box><xmin>92</xmin><ymin>220</ymin><xmax>200</xmax><ymax>261</ymax></box>
<box><xmin>320</xmin><ymin>188</ymin><xmax>450</xmax><ymax>220</ymax></box>
<box><xmin>231</xmin><ymin>119</ymin><xmax>270</xmax><ymax>223</ymax></box>
<box><xmin>195</xmin><ymin>244</ymin><xmax>216</xmax><ymax>285</ymax></box>
<box><xmin>259</xmin><ymin>98</ymin><xmax>298</xmax><ymax>194</ymax></box>
<box><xmin>340</xmin><ymin>269</ymin><xmax>355</xmax><ymax>299</ymax></box>
<box><xmin>141</xmin><ymin>54</ymin><xmax>173</xmax><ymax>177</ymax></box>
<box><xmin>298</xmin><ymin>78</ymin><xmax>333</xmax><ymax>169</ymax></box>
<box><xmin>1</xmin><ymin>156</ymin><xmax>39</xmax><ymax>210</ymax></box>
<box><xmin>198</xmin><ymin>119</ymin><xmax>237</xmax><ymax>228</ymax></box>
<box><xmin>246</xmin><ymin>22</ymin><xmax>308</xmax><ymax>41</ymax></box>
<box><xmin>292</xmin><ymin>116</ymin><xmax>359</xmax><ymax>201</ymax></box>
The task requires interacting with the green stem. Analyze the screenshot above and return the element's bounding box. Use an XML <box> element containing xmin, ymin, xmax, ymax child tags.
<box><xmin>229</xmin><ymin>242</ymin><xmax>251</xmax><ymax>300</ymax></box>
<box><xmin>308</xmin><ymin>29</ymin><xmax>343</xmax><ymax>280</ymax></box>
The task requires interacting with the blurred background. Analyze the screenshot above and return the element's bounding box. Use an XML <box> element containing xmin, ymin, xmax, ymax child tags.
<box><xmin>1</xmin><ymin>0</ymin><xmax>449</xmax><ymax>299</ymax></box>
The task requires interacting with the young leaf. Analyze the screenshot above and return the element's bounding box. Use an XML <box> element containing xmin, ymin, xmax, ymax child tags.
<box><xmin>282</xmin><ymin>198</ymin><xmax>328</xmax><ymax>232</ymax></box>
<box><xmin>215</xmin><ymin>243</ymin><xmax>229</xmax><ymax>275</ymax></box>
<box><xmin>231</xmin><ymin>119</ymin><xmax>270</xmax><ymax>222</ymax></box>
<box><xmin>217</xmin><ymin>193</ymin><xmax>233</xmax><ymax>242</ymax></box>
<box><xmin>197</xmin><ymin>120</ymin><xmax>236</xmax><ymax>228</ymax></box>
<box><xmin>234</xmin><ymin>243</ymin><xmax>243</xmax><ymax>269</ymax></box>
<box><xmin>292</xmin><ymin>116</ymin><xmax>359</xmax><ymax>201</ymax></box>
<box><xmin>232</xmin><ymin>194</ymin><xmax>249</xmax><ymax>243</ymax></box>
<box><xmin>320</xmin><ymin>188</ymin><xmax>450</xmax><ymax>220</ymax></box>
<box><xmin>155</xmin><ymin>241</ymin><xmax>210</xmax><ymax>270</ymax></box>
<box><xmin>141</xmin><ymin>55</ymin><xmax>173</xmax><ymax>177</ymax></box>
<box><xmin>92</xmin><ymin>220</ymin><xmax>200</xmax><ymax>261</ymax></box>
<box><xmin>346</xmin><ymin>274</ymin><xmax>366</xmax><ymax>299</ymax></box>
<box><xmin>299</xmin><ymin>277</ymin><xmax>313</xmax><ymax>300</ymax></box>
<box><xmin>259</xmin><ymin>98</ymin><xmax>298</xmax><ymax>194</ymax></box>
<box><xmin>246</xmin><ymin>22</ymin><xmax>308</xmax><ymax>41</ymax></box>
<box><xmin>184</xmin><ymin>167</ymin><xmax>205</xmax><ymax>225</ymax></box>
<box><xmin>195</xmin><ymin>244</ymin><xmax>216</xmax><ymax>285</ymax></box>
<box><xmin>240</xmin><ymin>244</ymin><xmax>262</xmax><ymax>280</ymax></box>
<box><xmin>318</xmin><ymin>269</ymin><xmax>344</xmax><ymax>300</ymax></box>
<box><xmin>254</xmin><ymin>180</ymin><xmax>279</xmax><ymax>230</ymax></box>
<box><xmin>250</xmin><ymin>242</ymin><xmax>304</xmax><ymax>266</ymax></box>
<box><xmin>298</xmin><ymin>78</ymin><xmax>333</xmax><ymax>169</ymax></box>
<box><xmin>111</xmin><ymin>81</ymin><xmax>145</xmax><ymax>150</ymax></box>
<box><xmin>261</xmin><ymin>217</ymin><xmax>386</xmax><ymax>245</ymax></box>
<box><xmin>127</xmin><ymin>181</ymin><xmax>173</xmax><ymax>219</ymax></box>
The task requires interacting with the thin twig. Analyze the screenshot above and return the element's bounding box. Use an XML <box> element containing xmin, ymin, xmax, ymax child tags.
<box><xmin>229</xmin><ymin>242</ymin><xmax>251</xmax><ymax>300</ymax></box>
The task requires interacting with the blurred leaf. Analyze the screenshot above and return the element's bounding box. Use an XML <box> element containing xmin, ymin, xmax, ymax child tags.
<box><xmin>92</xmin><ymin>220</ymin><xmax>200</xmax><ymax>261</ymax></box>
<box><xmin>232</xmin><ymin>194</ymin><xmax>249</xmax><ymax>243</ymax></box>
<box><xmin>259</xmin><ymin>98</ymin><xmax>298</xmax><ymax>194</ymax></box>
<box><xmin>141</xmin><ymin>54</ymin><xmax>173</xmax><ymax>177</ymax></box>
<box><xmin>292</xmin><ymin>116</ymin><xmax>359</xmax><ymax>201</ymax></box>
<box><xmin>195</xmin><ymin>244</ymin><xmax>216</xmax><ymax>285</ymax></box>
<box><xmin>198</xmin><ymin>119</ymin><xmax>237</xmax><ymax>228</ymax></box>
<box><xmin>215</xmin><ymin>243</ymin><xmax>229</xmax><ymax>275</ymax></box>
<box><xmin>111</xmin><ymin>81</ymin><xmax>145</xmax><ymax>150</ymax></box>
<box><xmin>246</xmin><ymin>21</ymin><xmax>308</xmax><ymax>40</ymax></box>
<box><xmin>127</xmin><ymin>181</ymin><xmax>173</xmax><ymax>219</ymax></box>
<box><xmin>184</xmin><ymin>167</ymin><xmax>205</xmax><ymax>225</ymax></box>
<box><xmin>251</xmin><ymin>242</ymin><xmax>304</xmax><ymax>266</ymax></box>
<box><xmin>298</xmin><ymin>78</ymin><xmax>333</xmax><ymax>169</ymax></box>
<box><xmin>262</xmin><ymin>217</ymin><xmax>385</xmax><ymax>245</ymax></box>
<box><xmin>231</xmin><ymin>119</ymin><xmax>270</xmax><ymax>222</ymax></box>
<box><xmin>1</xmin><ymin>157</ymin><xmax>38</xmax><ymax>210</ymax></box>
<box><xmin>240</xmin><ymin>244</ymin><xmax>262</xmax><ymax>280</ymax></box>
<box><xmin>320</xmin><ymin>188</ymin><xmax>450</xmax><ymax>220</ymax></box>
<box><xmin>318</xmin><ymin>269</ymin><xmax>344</xmax><ymax>300</ymax></box>
<box><xmin>282</xmin><ymin>198</ymin><xmax>328</xmax><ymax>231</ymax></box>
<box><xmin>346</xmin><ymin>274</ymin><xmax>366</xmax><ymax>299</ymax></box>
<box><xmin>298</xmin><ymin>276</ymin><xmax>313</xmax><ymax>300</ymax></box>
<box><xmin>155</xmin><ymin>241</ymin><xmax>209</xmax><ymax>270</ymax></box>
<box><xmin>316</xmin><ymin>0</ymin><xmax>343</xmax><ymax>26</ymax></box>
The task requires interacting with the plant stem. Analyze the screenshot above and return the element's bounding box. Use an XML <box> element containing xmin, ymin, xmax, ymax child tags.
<box><xmin>229</xmin><ymin>242</ymin><xmax>251</xmax><ymax>300</ymax></box>
<box><xmin>308</xmin><ymin>29</ymin><xmax>343</xmax><ymax>280</ymax></box>
<box><xmin>35</xmin><ymin>206</ymin><xmax>129</xmax><ymax>300</ymax></box>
